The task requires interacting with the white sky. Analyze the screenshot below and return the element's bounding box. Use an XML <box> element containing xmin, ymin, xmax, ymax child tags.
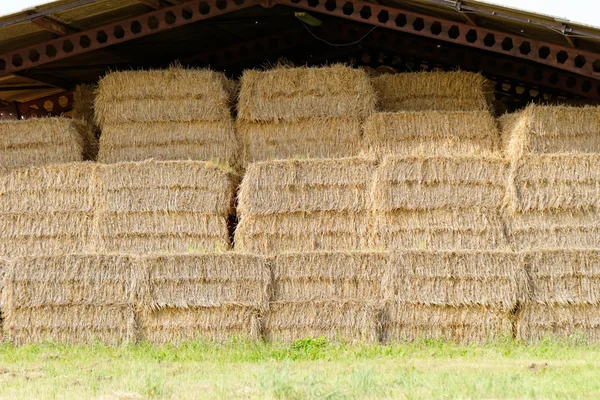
<box><xmin>0</xmin><ymin>0</ymin><xmax>599</xmax><ymax>27</ymax></box>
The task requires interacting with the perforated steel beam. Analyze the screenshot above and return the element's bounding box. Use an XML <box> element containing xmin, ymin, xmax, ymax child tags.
<box><xmin>274</xmin><ymin>0</ymin><xmax>600</xmax><ymax>80</ymax></box>
<box><xmin>16</xmin><ymin>91</ymin><xmax>73</xmax><ymax>118</ymax></box>
<box><xmin>0</xmin><ymin>0</ymin><xmax>261</xmax><ymax>77</ymax></box>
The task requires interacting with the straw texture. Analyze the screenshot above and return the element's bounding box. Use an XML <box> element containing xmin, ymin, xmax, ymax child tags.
<box><xmin>1</xmin><ymin>254</ymin><xmax>137</xmax><ymax>344</ymax></box>
<box><xmin>517</xmin><ymin>304</ymin><xmax>600</xmax><ymax>342</ymax></box>
<box><xmin>73</xmin><ymin>84</ymin><xmax>100</xmax><ymax>160</ymax></box>
<box><xmin>372</xmin><ymin>71</ymin><xmax>493</xmax><ymax>112</ymax></box>
<box><xmin>364</xmin><ymin>111</ymin><xmax>500</xmax><ymax>157</ymax></box>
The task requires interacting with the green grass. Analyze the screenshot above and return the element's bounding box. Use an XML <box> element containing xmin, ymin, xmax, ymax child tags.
<box><xmin>1</xmin><ymin>338</ymin><xmax>600</xmax><ymax>399</ymax></box>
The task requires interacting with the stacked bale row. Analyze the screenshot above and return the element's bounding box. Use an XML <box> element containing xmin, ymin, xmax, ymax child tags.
<box><xmin>236</xmin><ymin>65</ymin><xmax>375</xmax><ymax>165</ymax></box>
<box><xmin>502</xmin><ymin>105</ymin><xmax>600</xmax><ymax>250</ymax></box>
<box><xmin>0</xmin><ymin>160</ymin><xmax>236</xmax><ymax>256</ymax></box>
<box><xmin>0</xmin><ymin>118</ymin><xmax>89</xmax><ymax>170</ymax></box>
<box><xmin>235</xmin><ymin>157</ymin><xmax>376</xmax><ymax>254</ymax></box>
<box><xmin>95</xmin><ymin>68</ymin><xmax>238</xmax><ymax>167</ymax></box>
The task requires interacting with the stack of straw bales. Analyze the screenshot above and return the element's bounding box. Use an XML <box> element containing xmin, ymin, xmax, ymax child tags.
<box><xmin>1</xmin><ymin>254</ymin><xmax>137</xmax><ymax>344</ymax></box>
<box><xmin>382</xmin><ymin>251</ymin><xmax>525</xmax><ymax>342</ymax></box>
<box><xmin>518</xmin><ymin>250</ymin><xmax>600</xmax><ymax>342</ymax></box>
<box><xmin>266</xmin><ymin>252</ymin><xmax>388</xmax><ymax>343</ymax></box>
<box><xmin>502</xmin><ymin>105</ymin><xmax>600</xmax><ymax>158</ymax></box>
<box><xmin>95</xmin><ymin>160</ymin><xmax>236</xmax><ymax>254</ymax></box>
<box><xmin>372</xmin><ymin>71</ymin><xmax>494</xmax><ymax>112</ymax></box>
<box><xmin>95</xmin><ymin>68</ymin><xmax>238</xmax><ymax>166</ymax></box>
<box><xmin>138</xmin><ymin>253</ymin><xmax>270</xmax><ymax>343</ymax></box>
<box><xmin>236</xmin><ymin>65</ymin><xmax>375</xmax><ymax>165</ymax></box>
<box><xmin>235</xmin><ymin>157</ymin><xmax>376</xmax><ymax>254</ymax></box>
<box><xmin>364</xmin><ymin>111</ymin><xmax>500</xmax><ymax>157</ymax></box>
<box><xmin>373</xmin><ymin>156</ymin><xmax>510</xmax><ymax>250</ymax></box>
<box><xmin>72</xmin><ymin>84</ymin><xmax>100</xmax><ymax>160</ymax></box>
<box><xmin>0</xmin><ymin>163</ymin><xmax>96</xmax><ymax>256</ymax></box>
<box><xmin>505</xmin><ymin>154</ymin><xmax>600</xmax><ymax>249</ymax></box>
<box><xmin>0</xmin><ymin>118</ymin><xmax>86</xmax><ymax>169</ymax></box>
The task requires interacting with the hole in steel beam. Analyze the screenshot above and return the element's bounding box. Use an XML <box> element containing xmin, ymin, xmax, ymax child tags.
<box><xmin>533</xmin><ymin>69</ymin><xmax>543</xmax><ymax>81</ymax></box>
<box><xmin>182</xmin><ymin>6</ymin><xmax>193</xmax><ymax>20</ymax></box>
<box><xmin>113</xmin><ymin>25</ymin><xmax>125</xmax><ymax>39</ymax></box>
<box><xmin>515</xmin><ymin>85</ymin><xmax>525</xmax><ymax>94</ymax></box>
<box><xmin>165</xmin><ymin>11</ymin><xmax>177</xmax><ymax>24</ymax></box>
<box><xmin>359</xmin><ymin>6</ymin><xmax>372</xmax><ymax>19</ymax></box>
<box><xmin>566</xmin><ymin>77</ymin><xmax>576</xmax><ymax>88</ymax></box>
<box><xmin>412</xmin><ymin>18</ymin><xmax>425</xmax><ymax>31</ymax></box>
<box><xmin>216</xmin><ymin>0</ymin><xmax>228</xmax><ymax>10</ymax></box>
<box><xmin>448</xmin><ymin>25</ymin><xmax>459</xmax><ymax>39</ymax></box>
<box><xmin>148</xmin><ymin>16</ymin><xmax>159</xmax><ymax>29</ymax></box>
<box><xmin>28</xmin><ymin>49</ymin><xmax>40</xmax><ymax>62</ymax></box>
<box><xmin>430</xmin><ymin>22</ymin><xmax>442</xmax><ymax>35</ymax></box>
<box><xmin>63</xmin><ymin>40</ymin><xmax>74</xmax><ymax>53</ymax></box>
<box><xmin>0</xmin><ymin>58</ymin><xmax>5</xmax><ymax>70</ymax></box>
<box><xmin>519</xmin><ymin>41</ymin><xmax>531</xmax><ymax>55</ymax></box>
<box><xmin>556</xmin><ymin>50</ymin><xmax>568</xmax><ymax>64</ymax></box>
<box><xmin>342</xmin><ymin>2</ymin><xmax>354</xmax><ymax>15</ymax></box>
<box><xmin>199</xmin><ymin>1</ymin><xmax>211</xmax><ymax>14</ymax></box>
<box><xmin>594</xmin><ymin>60</ymin><xmax>600</xmax><ymax>72</ymax></box>
<box><xmin>58</xmin><ymin>96</ymin><xmax>69</xmax><ymax>107</ymax></box>
<box><xmin>233</xmin><ymin>0</ymin><xmax>245</xmax><ymax>5</ymax></box>
<box><xmin>96</xmin><ymin>30</ymin><xmax>108</xmax><ymax>43</ymax></box>
<box><xmin>43</xmin><ymin>100</ymin><xmax>55</xmax><ymax>112</ymax></box>
<box><xmin>395</xmin><ymin>14</ymin><xmax>407</xmax><ymax>27</ymax></box>
<box><xmin>483</xmin><ymin>33</ymin><xmax>495</xmax><ymax>47</ymax></box>
<box><xmin>307</xmin><ymin>0</ymin><xmax>319</xmax><ymax>7</ymax></box>
<box><xmin>325</xmin><ymin>0</ymin><xmax>336</xmax><ymax>11</ymax></box>
<box><xmin>501</xmin><ymin>37</ymin><xmax>513</xmax><ymax>51</ymax></box>
<box><xmin>529</xmin><ymin>88</ymin><xmax>539</xmax><ymax>98</ymax></box>
<box><xmin>538</xmin><ymin>46</ymin><xmax>550</xmax><ymax>59</ymax></box>
<box><xmin>377</xmin><ymin>10</ymin><xmax>389</xmax><ymax>23</ymax></box>
<box><xmin>574</xmin><ymin>55</ymin><xmax>586</xmax><ymax>68</ymax></box>
<box><xmin>80</xmin><ymin>35</ymin><xmax>91</xmax><ymax>47</ymax></box>
<box><xmin>46</xmin><ymin>45</ymin><xmax>57</xmax><ymax>57</ymax></box>
<box><xmin>465</xmin><ymin>29</ymin><xmax>477</xmax><ymax>43</ymax></box>
<box><xmin>582</xmin><ymin>80</ymin><xmax>592</xmax><ymax>92</ymax></box>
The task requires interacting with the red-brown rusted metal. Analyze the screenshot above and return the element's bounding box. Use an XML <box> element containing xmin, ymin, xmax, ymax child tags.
<box><xmin>16</xmin><ymin>91</ymin><xmax>74</xmax><ymax>118</ymax></box>
<box><xmin>0</xmin><ymin>0</ymin><xmax>261</xmax><ymax>77</ymax></box>
<box><xmin>0</xmin><ymin>102</ymin><xmax>20</xmax><ymax>120</ymax></box>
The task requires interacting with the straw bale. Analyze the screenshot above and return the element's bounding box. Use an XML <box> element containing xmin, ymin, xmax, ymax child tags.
<box><xmin>272</xmin><ymin>252</ymin><xmax>389</xmax><ymax>302</ymax></box>
<box><xmin>139</xmin><ymin>305</ymin><xmax>261</xmax><ymax>344</ymax></box>
<box><xmin>364</xmin><ymin>111</ymin><xmax>500</xmax><ymax>157</ymax></box>
<box><xmin>384</xmin><ymin>251</ymin><xmax>525</xmax><ymax>308</ymax></box>
<box><xmin>237</xmin><ymin>117</ymin><xmax>362</xmax><ymax>165</ymax></box>
<box><xmin>0</xmin><ymin>117</ymin><xmax>84</xmax><ymax>169</ymax></box>
<box><xmin>97</xmin><ymin>121</ymin><xmax>238</xmax><ymax>166</ymax></box>
<box><xmin>95</xmin><ymin>68</ymin><xmax>231</xmax><ymax>125</ymax></box>
<box><xmin>264</xmin><ymin>301</ymin><xmax>381</xmax><ymax>343</ymax></box>
<box><xmin>517</xmin><ymin>304</ymin><xmax>600</xmax><ymax>342</ymax></box>
<box><xmin>507</xmin><ymin>211</ymin><xmax>600</xmax><ymax>250</ymax></box>
<box><xmin>234</xmin><ymin>211</ymin><xmax>372</xmax><ymax>254</ymax></box>
<box><xmin>374</xmin><ymin>209</ymin><xmax>509</xmax><ymax>251</ymax></box>
<box><xmin>372</xmin><ymin>71</ymin><xmax>493</xmax><ymax>112</ymax></box>
<box><xmin>0</xmin><ymin>162</ymin><xmax>96</xmax><ymax>213</ymax></box>
<box><xmin>374</xmin><ymin>156</ymin><xmax>508</xmax><ymax>211</ymax></box>
<box><xmin>73</xmin><ymin>84</ymin><xmax>97</xmax><ymax>128</ymax></box>
<box><xmin>502</xmin><ymin>105</ymin><xmax>600</xmax><ymax>160</ymax></box>
<box><xmin>527</xmin><ymin>250</ymin><xmax>600</xmax><ymax>304</ymax></box>
<box><xmin>96</xmin><ymin>161</ymin><xmax>236</xmax><ymax>215</ymax></box>
<box><xmin>238</xmin><ymin>65</ymin><xmax>376</xmax><ymax>122</ymax></box>
<box><xmin>1</xmin><ymin>254</ymin><xmax>136</xmax><ymax>344</ymax></box>
<box><xmin>239</xmin><ymin>157</ymin><xmax>376</xmax><ymax>216</ymax></box>
<box><xmin>95</xmin><ymin>212</ymin><xmax>229</xmax><ymax>253</ymax></box>
<box><xmin>506</xmin><ymin>154</ymin><xmax>600</xmax><ymax>212</ymax></box>
<box><xmin>140</xmin><ymin>253</ymin><xmax>270</xmax><ymax>310</ymax></box>
<box><xmin>383</xmin><ymin>303</ymin><xmax>512</xmax><ymax>343</ymax></box>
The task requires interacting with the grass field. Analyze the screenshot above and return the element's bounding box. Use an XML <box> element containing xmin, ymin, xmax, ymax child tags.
<box><xmin>0</xmin><ymin>337</ymin><xmax>599</xmax><ymax>399</ymax></box>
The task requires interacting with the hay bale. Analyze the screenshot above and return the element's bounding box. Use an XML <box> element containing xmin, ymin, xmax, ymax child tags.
<box><xmin>95</xmin><ymin>161</ymin><xmax>236</xmax><ymax>253</ymax></box>
<box><xmin>1</xmin><ymin>254</ymin><xmax>136</xmax><ymax>344</ymax></box>
<box><xmin>238</xmin><ymin>65</ymin><xmax>375</xmax><ymax>122</ymax></box>
<box><xmin>384</xmin><ymin>251</ymin><xmax>526</xmax><ymax>308</ymax></box>
<box><xmin>372</xmin><ymin>71</ymin><xmax>493</xmax><ymax>112</ymax></box>
<box><xmin>364</xmin><ymin>111</ymin><xmax>500</xmax><ymax>157</ymax></box>
<box><xmin>517</xmin><ymin>304</ymin><xmax>600</xmax><ymax>342</ymax></box>
<box><xmin>527</xmin><ymin>250</ymin><xmax>600</xmax><ymax>305</ymax></box>
<box><xmin>0</xmin><ymin>163</ymin><xmax>96</xmax><ymax>256</ymax></box>
<box><xmin>95</xmin><ymin>68</ymin><xmax>231</xmax><ymax>125</ymax></box>
<box><xmin>137</xmin><ymin>253</ymin><xmax>270</xmax><ymax>344</ymax></box>
<box><xmin>237</xmin><ymin>117</ymin><xmax>362</xmax><ymax>165</ymax></box>
<box><xmin>373</xmin><ymin>209</ymin><xmax>509</xmax><ymax>251</ymax></box>
<box><xmin>235</xmin><ymin>211</ymin><xmax>372</xmax><ymax>254</ymax></box>
<box><xmin>507</xmin><ymin>211</ymin><xmax>600</xmax><ymax>250</ymax></box>
<box><xmin>239</xmin><ymin>157</ymin><xmax>375</xmax><ymax>216</ymax></box>
<box><xmin>97</xmin><ymin>121</ymin><xmax>238</xmax><ymax>166</ymax></box>
<box><xmin>73</xmin><ymin>84</ymin><xmax>97</xmax><ymax>129</ymax></box>
<box><xmin>383</xmin><ymin>302</ymin><xmax>512</xmax><ymax>343</ymax></box>
<box><xmin>502</xmin><ymin>105</ymin><xmax>600</xmax><ymax>160</ymax></box>
<box><xmin>0</xmin><ymin>117</ymin><xmax>84</xmax><ymax>169</ymax></box>
<box><xmin>272</xmin><ymin>252</ymin><xmax>389</xmax><ymax>302</ymax></box>
<box><xmin>374</xmin><ymin>156</ymin><xmax>508</xmax><ymax>211</ymax></box>
<box><xmin>265</xmin><ymin>301</ymin><xmax>382</xmax><ymax>343</ymax></box>
<box><xmin>506</xmin><ymin>154</ymin><xmax>600</xmax><ymax>212</ymax></box>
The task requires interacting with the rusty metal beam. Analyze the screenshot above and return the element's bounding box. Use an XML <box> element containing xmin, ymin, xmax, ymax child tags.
<box><xmin>0</xmin><ymin>0</ymin><xmax>261</xmax><ymax>77</ymax></box>
<box><xmin>16</xmin><ymin>91</ymin><xmax>73</xmax><ymax>118</ymax></box>
<box><xmin>27</xmin><ymin>12</ymin><xmax>77</xmax><ymax>36</ymax></box>
<box><xmin>0</xmin><ymin>103</ymin><xmax>20</xmax><ymax>120</ymax></box>
<box><xmin>272</xmin><ymin>0</ymin><xmax>600</xmax><ymax>80</ymax></box>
